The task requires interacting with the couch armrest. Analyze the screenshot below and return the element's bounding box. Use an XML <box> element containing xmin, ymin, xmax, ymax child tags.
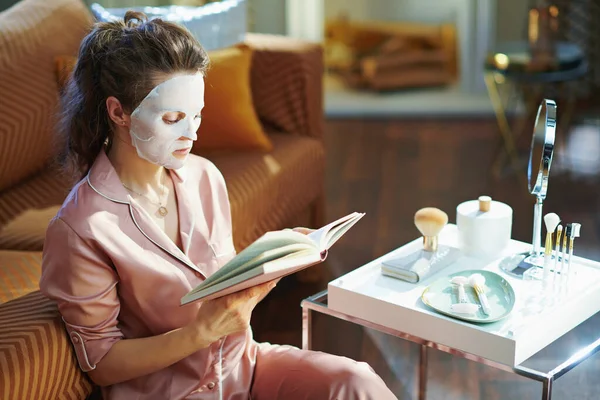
<box><xmin>0</xmin><ymin>291</ymin><xmax>93</xmax><ymax>399</ymax></box>
<box><xmin>245</xmin><ymin>33</ymin><xmax>324</xmax><ymax>140</ymax></box>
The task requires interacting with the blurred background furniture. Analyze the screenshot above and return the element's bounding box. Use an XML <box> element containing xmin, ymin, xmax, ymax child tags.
<box><xmin>324</xmin><ymin>16</ymin><xmax>457</xmax><ymax>91</ymax></box>
<box><xmin>485</xmin><ymin>41</ymin><xmax>587</xmax><ymax>179</ymax></box>
<box><xmin>90</xmin><ymin>1</ymin><xmax>247</xmax><ymax>51</ymax></box>
<box><xmin>484</xmin><ymin>0</ymin><xmax>591</xmax><ymax>180</ymax></box>
<box><xmin>0</xmin><ymin>0</ymin><xmax>325</xmax><ymax>398</ymax></box>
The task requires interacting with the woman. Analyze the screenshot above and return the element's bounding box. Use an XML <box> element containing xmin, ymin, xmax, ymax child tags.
<box><xmin>40</xmin><ymin>11</ymin><xmax>396</xmax><ymax>400</ymax></box>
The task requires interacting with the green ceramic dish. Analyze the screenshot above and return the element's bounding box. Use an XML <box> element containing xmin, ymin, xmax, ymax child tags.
<box><xmin>421</xmin><ymin>269</ymin><xmax>516</xmax><ymax>324</ymax></box>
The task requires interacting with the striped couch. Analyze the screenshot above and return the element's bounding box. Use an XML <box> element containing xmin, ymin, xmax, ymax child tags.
<box><xmin>0</xmin><ymin>0</ymin><xmax>325</xmax><ymax>398</ymax></box>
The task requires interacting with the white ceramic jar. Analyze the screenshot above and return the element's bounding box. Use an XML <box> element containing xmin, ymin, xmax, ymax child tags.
<box><xmin>456</xmin><ymin>196</ymin><xmax>513</xmax><ymax>259</ymax></box>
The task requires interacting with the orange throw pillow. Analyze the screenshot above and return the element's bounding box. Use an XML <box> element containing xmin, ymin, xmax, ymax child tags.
<box><xmin>55</xmin><ymin>56</ymin><xmax>77</xmax><ymax>93</ymax></box>
<box><xmin>54</xmin><ymin>44</ymin><xmax>272</xmax><ymax>152</ymax></box>
<box><xmin>197</xmin><ymin>45</ymin><xmax>272</xmax><ymax>152</ymax></box>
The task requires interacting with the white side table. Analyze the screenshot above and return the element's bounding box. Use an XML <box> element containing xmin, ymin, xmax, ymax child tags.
<box><xmin>302</xmin><ymin>225</ymin><xmax>600</xmax><ymax>400</ymax></box>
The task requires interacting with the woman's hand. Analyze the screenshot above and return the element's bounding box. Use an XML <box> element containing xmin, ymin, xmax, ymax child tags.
<box><xmin>188</xmin><ymin>280</ymin><xmax>278</xmax><ymax>345</ymax></box>
<box><xmin>87</xmin><ymin>280</ymin><xmax>279</xmax><ymax>387</ymax></box>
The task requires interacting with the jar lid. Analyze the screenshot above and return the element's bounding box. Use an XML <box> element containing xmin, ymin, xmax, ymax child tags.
<box><xmin>478</xmin><ymin>195</ymin><xmax>491</xmax><ymax>212</ymax></box>
<box><xmin>457</xmin><ymin>196</ymin><xmax>512</xmax><ymax>219</ymax></box>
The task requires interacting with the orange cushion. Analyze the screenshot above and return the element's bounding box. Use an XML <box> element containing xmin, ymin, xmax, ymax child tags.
<box><xmin>196</xmin><ymin>44</ymin><xmax>272</xmax><ymax>151</ymax></box>
<box><xmin>0</xmin><ymin>251</ymin><xmax>42</xmax><ymax>304</ymax></box>
<box><xmin>0</xmin><ymin>0</ymin><xmax>93</xmax><ymax>192</ymax></box>
<box><xmin>55</xmin><ymin>55</ymin><xmax>78</xmax><ymax>94</ymax></box>
<box><xmin>54</xmin><ymin>44</ymin><xmax>273</xmax><ymax>152</ymax></box>
<box><xmin>0</xmin><ymin>291</ymin><xmax>94</xmax><ymax>399</ymax></box>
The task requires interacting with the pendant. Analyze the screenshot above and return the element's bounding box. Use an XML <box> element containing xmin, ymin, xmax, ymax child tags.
<box><xmin>158</xmin><ymin>206</ymin><xmax>168</xmax><ymax>217</ymax></box>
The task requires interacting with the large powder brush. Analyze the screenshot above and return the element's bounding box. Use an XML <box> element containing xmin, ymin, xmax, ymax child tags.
<box><xmin>414</xmin><ymin>207</ymin><xmax>448</xmax><ymax>252</ymax></box>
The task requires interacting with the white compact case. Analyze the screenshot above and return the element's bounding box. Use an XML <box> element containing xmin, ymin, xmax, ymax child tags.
<box><xmin>456</xmin><ymin>196</ymin><xmax>513</xmax><ymax>258</ymax></box>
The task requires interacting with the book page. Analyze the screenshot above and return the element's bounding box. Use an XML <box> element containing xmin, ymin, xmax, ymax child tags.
<box><xmin>324</xmin><ymin>212</ymin><xmax>365</xmax><ymax>249</ymax></box>
<box><xmin>181</xmin><ymin>249</ymin><xmax>321</xmax><ymax>304</ymax></box>
<box><xmin>196</xmin><ymin>230</ymin><xmax>316</xmax><ymax>291</ymax></box>
<box><xmin>308</xmin><ymin>212</ymin><xmax>363</xmax><ymax>250</ymax></box>
<box><xmin>191</xmin><ymin>243</ymin><xmax>314</xmax><ymax>293</ymax></box>
<box><xmin>307</xmin><ymin>212</ymin><xmax>365</xmax><ymax>250</ymax></box>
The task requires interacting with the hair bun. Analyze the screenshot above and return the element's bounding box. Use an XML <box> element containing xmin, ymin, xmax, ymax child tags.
<box><xmin>124</xmin><ymin>11</ymin><xmax>148</xmax><ymax>28</ymax></box>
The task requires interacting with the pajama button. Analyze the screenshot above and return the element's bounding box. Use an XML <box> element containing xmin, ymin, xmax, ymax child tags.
<box><xmin>72</xmin><ymin>336</ymin><xmax>80</xmax><ymax>343</ymax></box>
<box><xmin>207</xmin><ymin>382</ymin><xmax>215</xmax><ymax>390</ymax></box>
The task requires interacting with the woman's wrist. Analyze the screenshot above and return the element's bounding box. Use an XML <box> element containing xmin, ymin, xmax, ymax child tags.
<box><xmin>183</xmin><ymin>321</ymin><xmax>218</xmax><ymax>350</ymax></box>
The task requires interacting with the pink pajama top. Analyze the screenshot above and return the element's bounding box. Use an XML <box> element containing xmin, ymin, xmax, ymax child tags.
<box><xmin>40</xmin><ymin>151</ymin><xmax>258</xmax><ymax>400</ymax></box>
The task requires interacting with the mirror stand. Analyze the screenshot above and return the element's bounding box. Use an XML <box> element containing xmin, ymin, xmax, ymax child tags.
<box><xmin>532</xmin><ymin>195</ymin><xmax>544</xmax><ymax>257</ymax></box>
<box><xmin>517</xmin><ymin>195</ymin><xmax>546</xmax><ymax>270</ymax></box>
<box><xmin>500</xmin><ymin>99</ymin><xmax>556</xmax><ymax>279</ymax></box>
<box><xmin>499</xmin><ymin>194</ymin><xmax>547</xmax><ymax>278</ymax></box>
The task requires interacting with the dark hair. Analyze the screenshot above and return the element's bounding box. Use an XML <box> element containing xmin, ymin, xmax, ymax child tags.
<box><xmin>57</xmin><ymin>11</ymin><xmax>210</xmax><ymax>180</ymax></box>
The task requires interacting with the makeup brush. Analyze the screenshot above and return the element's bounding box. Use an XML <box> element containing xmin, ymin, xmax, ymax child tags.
<box><xmin>469</xmin><ymin>273</ymin><xmax>491</xmax><ymax>316</ymax></box>
<box><xmin>543</xmin><ymin>213</ymin><xmax>560</xmax><ymax>285</ymax></box>
<box><xmin>559</xmin><ymin>224</ymin><xmax>573</xmax><ymax>294</ymax></box>
<box><xmin>553</xmin><ymin>225</ymin><xmax>563</xmax><ymax>285</ymax></box>
<box><xmin>414</xmin><ymin>207</ymin><xmax>448</xmax><ymax>252</ymax></box>
<box><xmin>560</xmin><ymin>227</ymin><xmax>569</xmax><ymax>279</ymax></box>
<box><xmin>566</xmin><ymin>223</ymin><xmax>581</xmax><ymax>284</ymax></box>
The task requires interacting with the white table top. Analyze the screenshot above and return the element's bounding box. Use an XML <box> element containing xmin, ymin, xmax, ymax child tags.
<box><xmin>328</xmin><ymin>224</ymin><xmax>600</xmax><ymax>366</ymax></box>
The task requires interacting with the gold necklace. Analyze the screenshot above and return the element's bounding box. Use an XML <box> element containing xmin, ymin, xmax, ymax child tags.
<box><xmin>122</xmin><ymin>169</ymin><xmax>169</xmax><ymax>217</ymax></box>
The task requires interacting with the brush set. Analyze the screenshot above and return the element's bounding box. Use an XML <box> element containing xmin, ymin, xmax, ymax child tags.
<box><xmin>541</xmin><ymin>212</ymin><xmax>581</xmax><ymax>291</ymax></box>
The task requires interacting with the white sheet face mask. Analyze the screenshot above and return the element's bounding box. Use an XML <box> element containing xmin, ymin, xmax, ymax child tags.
<box><xmin>129</xmin><ymin>73</ymin><xmax>205</xmax><ymax>169</ymax></box>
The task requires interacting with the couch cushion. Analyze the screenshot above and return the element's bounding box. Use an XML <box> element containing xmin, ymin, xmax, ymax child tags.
<box><xmin>0</xmin><ymin>169</ymin><xmax>71</xmax><ymax>251</ymax></box>
<box><xmin>0</xmin><ymin>250</ymin><xmax>42</xmax><ymax>304</ymax></box>
<box><xmin>245</xmin><ymin>34</ymin><xmax>324</xmax><ymax>140</ymax></box>
<box><xmin>200</xmin><ymin>133</ymin><xmax>325</xmax><ymax>251</ymax></box>
<box><xmin>0</xmin><ymin>134</ymin><xmax>325</xmax><ymax>253</ymax></box>
<box><xmin>0</xmin><ymin>0</ymin><xmax>93</xmax><ymax>192</ymax></box>
<box><xmin>0</xmin><ymin>290</ymin><xmax>93</xmax><ymax>399</ymax></box>
<box><xmin>195</xmin><ymin>44</ymin><xmax>274</xmax><ymax>152</ymax></box>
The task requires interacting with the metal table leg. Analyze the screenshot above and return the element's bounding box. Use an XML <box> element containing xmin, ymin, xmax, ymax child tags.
<box><xmin>419</xmin><ymin>345</ymin><xmax>428</xmax><ymax>400</ymax></box>
<box><xmin>542</xmin><ymin>377</ymin><xmax>553</xmax><ymax>400</ymax></box>
<box><xmin>302</xmin><ymin>306</ymin><xmax>312</xmax><ymax>350</ymax></box>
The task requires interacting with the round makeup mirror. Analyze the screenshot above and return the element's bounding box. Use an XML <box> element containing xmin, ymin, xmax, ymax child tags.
<box><xmin>500</xmin><ymin>99</ymin><xmax>557</xmax><ymax>278</ymax></box>
<box><xmin>528</xmin><ymin>99</ymin><xmax>557</xmax><ymax>255</ymax></box>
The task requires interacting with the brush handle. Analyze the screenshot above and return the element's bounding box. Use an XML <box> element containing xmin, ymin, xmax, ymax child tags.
<box><xmin>456</xmin><ymin>284</ymin><xmax>468</xmax><ymax>304</ymax></box>
<box><xmin>474</xmin><ymin>285</ymin><xmax>491</xmax><ymax>315</ymax></box>
<box><xmin>560</xmin><ymin>235</ymin><xmax>568</xmax><ymax>273</ymax></box>
<box><xmin>552</xmin><ymin>228</ymin><xmax>563</xmax><ymax>293</ymax></box>
<box><xmin>543</xmin><ymin>254</ymin><xmax>552</xmax><ymax>285</ymax></box>
<box><xmin>567</xmin><ymin>240</ymin><xmax>575</xmax><ymax>280</ymax></box>
<box><xmin>543</xmin><ymin>233</ymin><xmax>553</xmax><ymax>283</ymax></box>
<box><xmin>553</xmin><ymin>228</ymin><xmax>562</xmax><ymax>274</ymax></box>
<box><xmin>552</xmin><ymin>250</ymin><xmax>560</xmax><ymax>274</ymax></box>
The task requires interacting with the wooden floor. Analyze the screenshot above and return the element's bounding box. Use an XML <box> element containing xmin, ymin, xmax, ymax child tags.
<box><xmin>251</xmin><ymin>115</ymin><xmax>600</xmax><ymax>399</ymax></box>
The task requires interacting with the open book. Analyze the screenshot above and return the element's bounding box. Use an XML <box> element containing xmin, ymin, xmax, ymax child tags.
<box><xmin>180</xmin><ymin>212</ymin><xmax>365</xmax><ymax>305</ymax></box>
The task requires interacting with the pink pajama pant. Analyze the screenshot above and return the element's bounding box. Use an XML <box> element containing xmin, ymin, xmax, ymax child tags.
<box><xmin>250</xmin><ymin>343</ymin><xmax>397</xmax><ymax>400</ymax></box>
